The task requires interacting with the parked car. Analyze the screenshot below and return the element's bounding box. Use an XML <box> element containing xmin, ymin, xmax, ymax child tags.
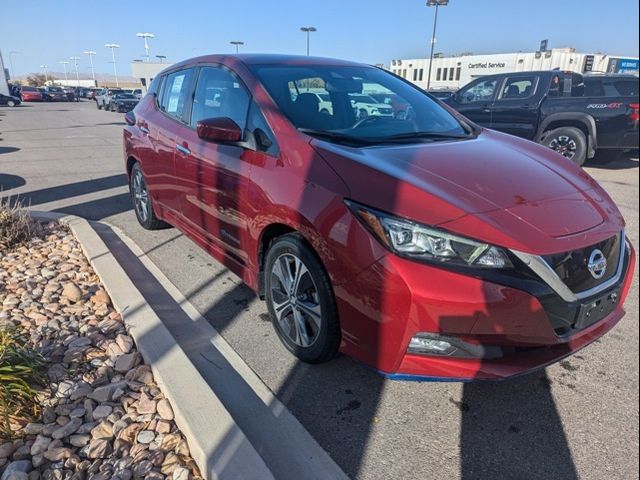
<box><xmin>124</xmin><ymin>54</ymin><xmax>634</xmax><ymax>381</ymax></box>
<box><xmin>349</xmin><ymin>93</ymin><xmax>394</xmax><ymax>119</ymax></box>
<box><xmin>0</xmin><ymin>93</ymin><xmax>21</xmax><ymax>107</ymax></box>
<box><xmin>44</xmin><ymin>86</ymin><xmax>69</xmax><ymax>102</ymax></box>
<box><xmin>428</xmin><ymin>89</ymin><xmax>455</xmax><ymax>100</ymax></box>
<box><xmin>20</xmin><ymin>86</ymin><xmax>43</xmax><ymax>102</ymax></box>
<box><xmin>132</xmin><ymin>88</ymin><xmax>143</xmax><ymax>100</ymax></box>
<box><xmin>368</xmin><ymin>92</ymin><xmax>411</xmax><ymax>118</ymax></box>
<box><xmin>108</xmin><ymin>92</ymin><xmax>138</xmax><ymax>112</ymax></box>
<box><xmin>95</xmin><ymin>88</ymin><xmax>122</xmax><ymax>109</ymax></box>
<box><xmin>445</xmin><ymin>70</ymin><xmax>639</xmax><ymax>165</ymax></box>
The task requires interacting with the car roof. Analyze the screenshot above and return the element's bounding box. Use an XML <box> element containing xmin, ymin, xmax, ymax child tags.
<box><xmin>169</xmin><ymin>53</ymin><xmax>368</xmax><ymax>71</ymax></box>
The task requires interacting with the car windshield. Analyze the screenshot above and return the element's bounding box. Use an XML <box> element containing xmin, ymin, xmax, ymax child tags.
<box><xmin>23</xmin><ymin>87</ymin><xmax>37</xmax><ymax>92</ymax></box>
<box><xmin>251</xmin><ymin>64</ymin><xmax>471</xmax><ymax>145</ymax></box>
<box><xmin>114</xmin><ymin>93</ymin><xmax>135</xmax><ymax>99</ymax></box>
<box><xmin>49</xmin><ymin>87</ymin><xmax>63</xmax><ymax>92</ymax></box>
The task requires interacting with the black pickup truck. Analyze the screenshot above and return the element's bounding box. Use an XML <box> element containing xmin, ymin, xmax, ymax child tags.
<box><xmin>445</xmin><ymin>71</ymin><xmax>639</xmax><ymax>165</ymax></box>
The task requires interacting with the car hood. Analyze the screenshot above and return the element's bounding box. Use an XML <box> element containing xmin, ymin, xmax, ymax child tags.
<box><xmin>313</xmin><ymin>129</ymin><xmax>625</xmax><ymax>253</ymax></box>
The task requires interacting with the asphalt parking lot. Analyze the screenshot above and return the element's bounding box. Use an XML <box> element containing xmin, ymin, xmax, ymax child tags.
<box><xmin>1</xmin><ymin>101</ymin><xmax>638</xmax><ymax>480</ymax></box>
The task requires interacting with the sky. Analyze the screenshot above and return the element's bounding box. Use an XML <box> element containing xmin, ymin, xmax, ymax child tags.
<box><xmin>1</xmin><ymin>0</ymin><xmax>639</xmax><ymax>78</ymax></box>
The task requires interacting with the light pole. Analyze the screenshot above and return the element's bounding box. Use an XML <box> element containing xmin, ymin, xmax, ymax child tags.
<box><xmin>59</xmin><ymin>61</ymin><xmax>69</xmax><ymax>82</ymax></box>
<box><xmin>8</xmin><ymin>51</ymin><xmax>20</xmax><ymax>80</ymax></box>
<box><xmin>70</xmin><ymin>57</ymin><xmax>81</xmax><ymax>88</ymax></box>
<box><xmin>136</xmin><ymin>33</ymin><xmax>155</xmax><ymax>62</ymax></box>
<box><xmin>300</xmin><ymin>27</ymin><xmax>317</xmax><ymax>56</ymax></box>
<box><xmin>426</xmin><ymin>0</ymin><xmax>449</xmax><ymax>90</ymax></box>
<box><xmin>40</xmin><ymin>65</ymin><xmax>49</xmax><ymax>83</ymax></box>
<box><xmin>84</xmin><ymin>51</ymin><xmax>96</xmax><ymax>83</ymax></box>
<box><xmin>105</xmin><ymin>43</ymin><xmax>120</xmax><ymax>87</ymax></box>
<box><xmin>230</xmin><ymin>41</ymin><xmax>244</xmax><ymax>54</ymax></box>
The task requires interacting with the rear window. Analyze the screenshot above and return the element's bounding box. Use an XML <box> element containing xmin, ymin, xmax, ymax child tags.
<box><xmin>584</xmin><ymin>77</ymin><xmax>639</xmax><ymax>97</ymax></box>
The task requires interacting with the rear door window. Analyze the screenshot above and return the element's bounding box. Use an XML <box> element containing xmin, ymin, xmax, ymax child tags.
<box><xmin>160</xmin><ymin>68</ymin><xmax>195</xmax><ymax>122</ymax></box>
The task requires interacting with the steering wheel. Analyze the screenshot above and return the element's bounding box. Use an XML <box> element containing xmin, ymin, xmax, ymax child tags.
<box><xmin>353</xmin><ymin>115</ymin><xmax>387</xmax><ymax>129</ymax></box>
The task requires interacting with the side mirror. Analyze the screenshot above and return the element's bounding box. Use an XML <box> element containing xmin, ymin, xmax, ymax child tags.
<box><xmin>197</xmin><ymin>117</ymin><xmax>242</xmax><ymax>143</ymax></box>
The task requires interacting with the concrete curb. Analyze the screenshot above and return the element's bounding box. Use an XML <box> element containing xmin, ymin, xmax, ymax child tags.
<box><xmin>33</xmin><ymin>212</ymin><xmax>274</xmax><ymax>480</ymax></box>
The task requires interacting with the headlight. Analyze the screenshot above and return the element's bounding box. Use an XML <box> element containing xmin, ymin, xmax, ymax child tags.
<box><xmin>346</xmin><ymin>200</ymin><xmax>512</xmax><ymax>268</ymax></box>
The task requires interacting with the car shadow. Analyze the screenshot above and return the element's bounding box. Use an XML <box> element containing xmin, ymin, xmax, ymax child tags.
<box><xmin>585</xmin><ymin>154</ymin><xmax>638</xmax><ymax>170</ymax></box>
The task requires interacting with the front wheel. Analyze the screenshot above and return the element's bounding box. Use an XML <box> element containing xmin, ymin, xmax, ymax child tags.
<box><xmin>7</xmin><ymin>100</ymin><xmax>15</xmax><ymax>107</ymax></box>
<box><xmin>542</xmin><ymin>127</ymin><xmax>587</xmax><ymax>166</ymax></box>
<box><xmin>129</xmin><ymin>162</ymin><xmax>166</xmax><ymax>230</ymax></box>
<box><xmin>265</xmin><ymin>234</ymin><xmax>341</xmax><ymax>364</ymax></box>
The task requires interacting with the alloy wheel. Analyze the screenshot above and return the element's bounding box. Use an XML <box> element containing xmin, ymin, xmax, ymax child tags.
<box><xmin>548</xmin><ymin>135</ymin><xmax>577</xmax><ymax>159</ymax></box>
<box><xmin>269</xmin><ymin>253</ymin><xmax>322</xmax><ymax>347</ymax></box>
<box><xmin>132</xmin><ymin>169</ymin><xmax>150</xmax><ymax>222</ymax></box>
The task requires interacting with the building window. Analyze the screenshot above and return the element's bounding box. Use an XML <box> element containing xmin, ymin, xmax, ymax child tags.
<box><xmin>455</xmin><ymin>67</ymin><xmax>461</xmax><ymax>81</ymax></box>
<box><xmin>418</xmin><ymin>69</ymin><xmax>424</xmax><ymax>81</ymax></box>
<box><xmin>402</xmin><ymin>69</ymin><xmax>407</xmax><ymax>78</ymax></box>
<box><xmin>413</xmin><ymin>69</ymin><xmax>418</xmax><ymax>81</ymax></box>
<box><xmin>449</xmin><ymin>68</ymin><xmax>455</xmax><ymax>81</ymax></box>
<box><xmin>436</xmin><ymin>68</ymin><xmax>441</xmax><ymax>81</ymax></box>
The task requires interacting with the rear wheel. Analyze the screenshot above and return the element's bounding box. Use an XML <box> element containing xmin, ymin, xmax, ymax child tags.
<box><xmin>7</xmin><ymin>100</ymin><xmax>15</xmax><ymax>107</ymax></box>
<box><xmin>542</xmin><ymin>127</ymin><xmax>587</xmax><ymax>166</ymax></box>
<box><xmin>265</xmin><ymin>234</ymin><xmax>341</xmax><ymax>364</ymax></box>
<box><xmin>129</xmin><ymin>162</ymin><xmax>166</xmax><ymax>230</ymax></box>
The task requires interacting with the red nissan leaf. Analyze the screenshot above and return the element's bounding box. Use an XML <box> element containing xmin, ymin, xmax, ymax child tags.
<box><xmin>123</xmin><ymin>55</ymin><xmax>635</xmax><ymax>381</ymax></box>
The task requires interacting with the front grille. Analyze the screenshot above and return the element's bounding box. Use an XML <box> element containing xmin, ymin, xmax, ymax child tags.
<box><xmin>542</xmin><ymin>234</ymin><xmax>621</xmax><ymax>294</ymax></box>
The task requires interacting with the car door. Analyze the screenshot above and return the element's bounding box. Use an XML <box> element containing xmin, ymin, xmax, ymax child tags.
<box><xmin>143</xmin><ymin>67</ymin><xmax>196</xmax><ymax>216</ymax></box>
<box><xmin>489</xmin><ymin>75</ymin><xmax>543</xmax><ymax>139</ymax></box>
<box><xmin>174</xmin><ymin>65</ymin><xmax>256</xmax><ymax>264</ymax></box>
<box><xmin>446</xmin><ymin>77</ymin><xmax>499</xmax><ymax>127</ymax></box>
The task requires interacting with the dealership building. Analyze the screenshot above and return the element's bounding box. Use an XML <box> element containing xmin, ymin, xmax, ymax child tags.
<box><xmin>389</xmin><ymin>48</ymin><xmax>639</xmax><ymax>90</ymax></box>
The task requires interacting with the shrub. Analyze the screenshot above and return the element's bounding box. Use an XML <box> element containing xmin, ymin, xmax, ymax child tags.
<box><xmin>0</xmin><ymin>199</ymin><xmax>40</xmax><ymax>254</ymax></box>
<box><xmin>0</xmin><ymin>328</ymin><xmax>47</xmax><ymax>440</ymax></box>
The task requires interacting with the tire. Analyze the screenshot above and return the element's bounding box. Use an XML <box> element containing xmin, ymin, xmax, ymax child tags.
<box><xmin>97</xmin><ymin>101</ymin><xmax>102</xmax><ymax>110</ymax></box>
<box><xmin>265</xmin><ymin>234</ymin><xmax>341</xmax><ymax>364</ymax></box>
<box><xmin>320</xmin><ymin>108</ymin><xmax>330</xmax><ymax>115</ymax></box>
<box><xmin>542</xmin><ymin>127</ymin><xmax>587</xmax><ymax>166</ymax></box>
<box><xmin>129</xmin><ymin>162</ymin><xmax>166</xmax><ymax>230</ymax></box>
<box><xmin>358</xmin><ymin>108</ymin><xmax>368</xmax><ymax>120</ymax></box>
<box><xmin>7</xmin><ymin>100</ymin><xmax>15</xmax><ymax>107</ymax></box>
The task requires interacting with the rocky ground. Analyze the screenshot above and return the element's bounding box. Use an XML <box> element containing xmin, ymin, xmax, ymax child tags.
<box><xmin>0</xmin><ymin>221</ymin><xmax>202</xmax><ymax>480</ymax></box>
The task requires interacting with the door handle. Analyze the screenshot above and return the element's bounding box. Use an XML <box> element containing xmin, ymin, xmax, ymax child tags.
<box><xmin>482</xmin><ymin>108</ymin><xmax>491</xmax><ymax>113</ymax></box>
<box><xmin>176</xmin><ymin>144</ymin><xmax>191</xmax><ymax>155</ymax></box>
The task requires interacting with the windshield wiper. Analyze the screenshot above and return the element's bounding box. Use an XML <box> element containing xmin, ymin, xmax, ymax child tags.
<box><xmin>377</xmin><ymin>131</ymin><xmax>474</xmax><ymax>142</ymax></box>
<box><xmin>298</xmin><ymin>128</ymin><xmax>372</xmax><ymax>146</ymax></box>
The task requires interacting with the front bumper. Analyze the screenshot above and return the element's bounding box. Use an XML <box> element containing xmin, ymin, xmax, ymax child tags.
<box><xmin>335</xmin><ymin>238</ymin><xmax>635</xmax><ymax>381</ymax></box>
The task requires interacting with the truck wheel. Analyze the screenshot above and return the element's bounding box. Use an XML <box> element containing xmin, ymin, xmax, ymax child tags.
<box><xmin>542</xmin><ymin>127</ymin><xmax>587</xmax><ymax>166</ymax></box>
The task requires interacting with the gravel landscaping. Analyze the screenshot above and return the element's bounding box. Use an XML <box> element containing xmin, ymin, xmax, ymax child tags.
<box><xmin>0</xmin><ymin>219</ymin><xmax>202</xmax><ymax>480</ymax></box>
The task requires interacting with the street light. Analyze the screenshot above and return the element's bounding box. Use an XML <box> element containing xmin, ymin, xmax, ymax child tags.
<box><xmin>426</xmin><ymin>0</ymin><xmax>449</xmax><ymax>90</ymax></box>
<box><xmin>40</xmin><ymin>65</ymin><xmax>49</xmax><ymax>83</ymax></box>
<box><xmin>300</xmin><ymin>27</ymin><xmax>317</xmax><ymax>56</ymax></box>
<box><xmin>136</xmin><ymin>33</ymin><xmax>155</xmax><ymax>62</ymax></box>
<box><xmin>59</xmin><ymin>61</ymin><xmax>69</xmax><ymax>82</ymax></box>
<box><xmin>70</xmin><ymin>56</ymin><xmax>81</xmax><ymax>88</ymax></box>
<box><xmin>104</xmin><ymin>43</ymin><xmax>120</xmax><ymax>87</ymax></box>
<box><xmin>230</xmin><ymin>41</ymin><xmax>244</xmax><ymax>54</ymax></box>
<box><xmin>84</xmin><ymin>51</ymin><xmax>97</xmax><ymax>83</ymax></box>
<box><xmin>155</xmin><ymin>55</ymin><xmax>167</xmax><ymax>63</ymax></box>
<box><xmin>8</xmin><ymin>51</ymin><xmax>20</xmax><ymax>80</ymax></box>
